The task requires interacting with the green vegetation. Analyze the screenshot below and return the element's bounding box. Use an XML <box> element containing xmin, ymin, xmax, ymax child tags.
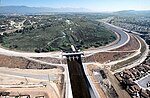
<box><xmin>0</xmin><ymin>15</ymin><xmax>117</xmax><ymax>52</ymax></box>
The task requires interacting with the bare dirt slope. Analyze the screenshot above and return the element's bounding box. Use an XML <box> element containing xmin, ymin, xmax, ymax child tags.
<box><xmin>0</xmin><ymin>54</ymin><xmax>58</xmax><ymax>69</ymax></box>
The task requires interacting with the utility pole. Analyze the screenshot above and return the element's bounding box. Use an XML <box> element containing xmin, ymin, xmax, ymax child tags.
<box><xmin>48</xmin><ymin>74</ymin><xmax>50</xmax><ymax>82</ymax></box>
<box><xmin>24</xmin><ymin>76</ymin><xmax>29</xmax><ymax>84</ymax></box>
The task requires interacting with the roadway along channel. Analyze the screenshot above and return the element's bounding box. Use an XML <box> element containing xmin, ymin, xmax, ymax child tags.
<box><xmin>0</xmin><ymin>70</ymin><xmax>58</xmax><ymax>81</ymax></box>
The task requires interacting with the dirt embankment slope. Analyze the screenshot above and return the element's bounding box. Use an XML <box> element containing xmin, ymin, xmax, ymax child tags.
<box><xmin>83</xmin><ymin>34</ymin><xmax>140</xmax><ymax>64</ymax></box>
<box><xmin>83</xmin><ymin>52</ymin><xmax>133</xmax><ymax>63</ymax></box>
<box><xmin>0</xmin><ymin>54</ymin><xmax>59</xmax><ymax>69</ymax></box>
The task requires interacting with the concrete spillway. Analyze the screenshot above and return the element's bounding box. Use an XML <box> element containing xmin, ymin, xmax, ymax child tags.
<box><xmin>65</xmin><ymin>54</ymin><xmax>96</xmax><ymax>98</ymax></box>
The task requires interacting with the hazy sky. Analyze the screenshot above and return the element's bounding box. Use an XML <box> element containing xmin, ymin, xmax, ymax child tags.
<box><xmin>1</xmin><ymin>0</ymin><xmax>150</xmax><ymax>11</ymax></box>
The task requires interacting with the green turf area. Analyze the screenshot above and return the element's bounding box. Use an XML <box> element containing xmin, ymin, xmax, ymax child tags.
<box><xmin>0</xmin><ymin>15</ymin><xmax>117</xmax><ymax>52</ymax></box>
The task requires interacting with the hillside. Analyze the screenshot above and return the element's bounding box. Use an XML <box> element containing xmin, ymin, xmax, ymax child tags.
<box><xmin>0</xmin><ymin>15</ymin><xmax>117</xmax><ymax>52</ymax></box>
<box><xmin>114</xmin><ymin>10</ymin><xmax>150</xmax><ymax>16</ymax></box>
<box><xmin>0</xmin><ymin>6</ymin><xmax>90</xmax><ymax>14</ymax></box>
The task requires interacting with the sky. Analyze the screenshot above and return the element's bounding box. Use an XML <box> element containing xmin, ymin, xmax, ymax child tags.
<box><xmin>1</xmin><ymin>0</ymin><xmax>150</xmax><ymax>12</ymax></box>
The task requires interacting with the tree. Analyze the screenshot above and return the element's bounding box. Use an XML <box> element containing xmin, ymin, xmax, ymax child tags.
<box><xmin>0</xmin><ymin>35</ymin><xmax>3</xmax><ymax>43</ymax></box>
<box><xmin>3</xmin><ymin>32</ymin><xmax>9</xmax><ymax>37</ymax></box>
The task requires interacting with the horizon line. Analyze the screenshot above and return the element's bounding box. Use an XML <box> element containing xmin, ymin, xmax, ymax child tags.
<box><xmin>0</xmin><ymin>5</ymin><xmax>150</xmax><ymax>12</ymax></box>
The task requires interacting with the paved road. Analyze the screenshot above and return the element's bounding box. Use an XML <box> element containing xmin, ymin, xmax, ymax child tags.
<box><xmin>0</xmin><ymin>70</ymin><xmax>58</xmax><ymax>81</ymax></box>
<box><xmin>137</xmin><ymin>75</ymin><xmax>150</xmax><ymax>89</ymax></box>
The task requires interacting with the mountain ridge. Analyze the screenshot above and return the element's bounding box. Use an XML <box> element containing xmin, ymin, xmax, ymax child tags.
<box><xmin>0</xmin><ymin>6</ymin><xmax>91</xmax><ymax>14</ymax></box>
<box><xmin>0</xmin><ymin>6</ymin><xmax>150</xmax><ymax>15</ymax></box>
<box><xmin>113</xmin><ymin>10</ymin><xmax>150</xmax><ymax>16</ymax></box>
